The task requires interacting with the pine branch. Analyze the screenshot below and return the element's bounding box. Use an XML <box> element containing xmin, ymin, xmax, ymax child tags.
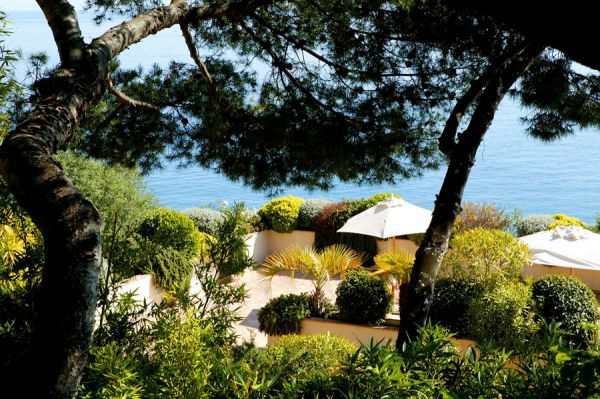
<box><xmin>106</xmin><ymin>76</ymin><xmax>161</xmax><ymax>112</ymax></box>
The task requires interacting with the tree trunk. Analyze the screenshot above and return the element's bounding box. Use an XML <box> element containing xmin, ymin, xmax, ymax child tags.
<box><xmin>397</xmin><ymin>43</ymin><xmax>544</xmax><ymax>347</ymax></box>
<box><xmin>0</xmin><ymin>1</ymin><xmax>276</xmax><ymax>397</ymax></box>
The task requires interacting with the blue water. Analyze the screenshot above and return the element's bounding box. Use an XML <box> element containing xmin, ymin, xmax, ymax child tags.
<box><xmin>4</xmin><ymin>9</ymin><xmax>600</xmax><ymax>223</ymax></box>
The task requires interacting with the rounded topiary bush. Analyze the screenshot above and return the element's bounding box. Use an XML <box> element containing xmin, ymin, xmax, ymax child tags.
<box><xmin>516</xmin><ymin>214</ymin><xmax>555</xmax><ymax>237</ymax></box>
<box><xmin>258</xmin><ymin>293</ymin><xmax>312</xmax><ymax>336</ymax></box>
<box><xmin>182</xmin><ymin>207</ymin><xmax>223</xmax><ymax>236</ymax></box>
<box><xmin>297</xmin><ymin>199</ymin><xmax>332</xmax><ymax>230</ymax></box>
<box><xmin>138</xmin><ymin>208</ymin><xmax>202</xmax><ymax>258</ymax></box>
<box><xmin>430</xmin><ymin>277</ymin><xmax>481</xmax><ymax>337</ymax></box>
<box><xmin>336</xmin><ymin>269</ymin><xmax>392</xmax><ymax>324</ymax></box>
<box><xmin>531</xmin><ymin>275</ymin><xmax>600</xmax><ymax>346</ymax></box>
<box><xmin>258</xmin><ymin>196</ymin><xmax>304</xmax><ymax>233</ymax></box>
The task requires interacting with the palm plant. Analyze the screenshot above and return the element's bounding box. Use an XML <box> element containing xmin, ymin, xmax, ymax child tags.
<box><xmin>371</xmin><ymin>248</ymin><xmax>414</xmax><ymax>285</ymax></box>
<box><xmin>259</xmin><ymin>244</ymin><xmax>364</xmax><ymax>316</ymax></box>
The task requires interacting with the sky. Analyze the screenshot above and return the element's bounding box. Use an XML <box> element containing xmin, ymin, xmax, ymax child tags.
<box><xmin>1</xmin><ymin>0</ymin><xmax>86</xmax><ymax>12</ymax></box>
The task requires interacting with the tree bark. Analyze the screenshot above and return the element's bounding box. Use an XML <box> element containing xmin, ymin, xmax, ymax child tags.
<box><xmin>397</xmin><ymin>42</ymin><xmax>544</xmax><ymax>347</ymax></box>
<box><xmin>0</xmin><ymin>1</ymin><xmax>276</xmax><ymax>397</ymax></box>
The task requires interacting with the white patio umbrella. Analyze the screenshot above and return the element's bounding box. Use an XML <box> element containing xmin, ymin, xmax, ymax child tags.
<box><xmin>518</xmin><ymin>226</ymin><xmax>600</xmax><ymax>271</ymax></box>
<box><xmin>337</xmin><ymin>197</ymin><xmax>432</xmax><ymax>239</ymax></box>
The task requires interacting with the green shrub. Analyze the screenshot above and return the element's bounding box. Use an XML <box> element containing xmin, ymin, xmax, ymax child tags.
<box><xmin>138</xmin><ymin>208</ymin><xmax>202</xmax><ymax>258</ymax></box>
<box><xmin>79</xmin><ymin>342</ymin><xmax>144</xmax><ymax>399</ymax></box>
<box><xmin>296</xmin><ymin>199</ymin><xmax>332</xmax><ymax>230</ymax></box>
<box><xmin>454</xmin><ymin>202</ymin><xmax>510</xmax><ymax>235</ymax></box>
<box><xmin>336</xmin><ymin>269</ymin><xmax>392</xmax><ymax>324</ymax></box>
<box><xmin>531</xmin><ymin>275</ymin><xmax>600</xmax><ymax>347</ymax></box>
<box><xmin>548</xmin><ymin>213</ymin><xmax>587</xmax><ymax>230</ymax></box>
<box><xmin>182</xmin><ymin>207</ymin><xmax>223</xmax><ymax>236</ymax></box>
<box><xmin>430</xmin><ymin>277</ymin><xmax>481</xmax><ymax>337</ymax></box>
<box><xmin>113</xmin><ymin>236</ymin><xmax>194</xmax><ymax>293</ymax></box>
<box><xmin>258</xmin><ymin>196</ymin><xmax>304</xmax><ymax>233</ymax></box>
<box><xmin>441</xmin><ymin>228</ymin><xmax>530</xmax><ymax>286</ymax></box>
<box><xmin>258</xmin><ymin>293</ymin><xmax>311</xmax><ymax>336</ymax></box>
<box><xmin>466</xmin><ymin>280</ymin><xmax>537</xmax><ymax>348</ymax></box>
<box><xmin>517</xmin><ymin>214</ymin><xmax>555</xmax><ymax>236</ymax></box>
<box><xmin>250</xmin><ymin>334</ymin><xmax>356</xmax><ymax>392</ymax></box>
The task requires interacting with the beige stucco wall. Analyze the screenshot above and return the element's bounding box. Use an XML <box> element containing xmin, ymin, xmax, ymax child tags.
<box><xmin>267</xmin><ymin>317</ymin><xmax>475</xmax><ymax>354</ymax></box>
<box><xmin>116</xmin><ymin>274</ymin><xmax>164</xmax><ymax>305</ymax></box>
<box><xmin>523</xmin><ymin>263</ymin><xmax>600</xmax><ymax>291</ymax></box>
<box><xmin>250</xmin><ymin>230</ymin><xmax>316</xmax><ymax>264</ymax></box>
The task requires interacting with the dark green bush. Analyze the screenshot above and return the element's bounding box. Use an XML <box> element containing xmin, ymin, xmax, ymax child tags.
<box><xmin>113</xmin><ymin>236</ymin><xmax>194</xmax><ymax>293</ymax></box>
<box><xmin>258</xmin><ymin>196</ymin><xmax>304</xmax><ymax>233</ymax></box>
<box><xmin>430</xmin><ymin>277</ymin><xmax>481</xmax><ymax>337</ymax></box>
<box><xmin>336</xmin><ymin>269</ymin><xmax>392</xmax><ymax>324</ymax></box>
<box><xmin>296</xmin><ymin>199</ymin><xmax>332</xmax><ymax>230</ymax></box>
<box><xmin>258</xmin><ymin>293</ymin><xmax>312</xmax><ymax>336</ymax></box>
<box><xmin>182</xmin><ymin>207</ymin><xmax>223</xmax><ymax>236</ymax></box>
<box><xmin>138</xmin><ymin>208</ymin><xmax>202</xmax><ymax>258</ymax></box>
<box><xmin>531</xmin><ymin>275</ymin><xmax>600</xmax><ymax>347</ymax></box>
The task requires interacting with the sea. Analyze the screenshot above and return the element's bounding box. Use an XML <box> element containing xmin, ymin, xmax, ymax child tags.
<box><xmin>3</xmin><ymin>9</ymin><xmax>600</xmax><ymax>223</ymax></box>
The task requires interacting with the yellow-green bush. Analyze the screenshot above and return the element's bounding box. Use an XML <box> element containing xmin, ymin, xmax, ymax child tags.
<box><xmin>258</xmin><ymin>196</ymin><xmax>304</xmax><ymax>233</ymax></box>
<box><xmin>466</xmin><ymin>279</ymin><xmax>537</xmax><ymax>348</ymax></box>
<box><xmin>250</xmin><ymin>334</ymin><xmax>356</xmax><ymax>389</ymax></box>
<box><xmin>548</xmin><ymin>213</ymin><xmax>587</xmax><ymax>230</ymax></box>
<box><xmin>138</xmin><ymin>208</ymin><xmax>202</xmax><ymax>258</ymax></box>
<box><xmin>441</xmin><ymin>228</ymin><xmax>530</xmax><ymax>285</ymax></box>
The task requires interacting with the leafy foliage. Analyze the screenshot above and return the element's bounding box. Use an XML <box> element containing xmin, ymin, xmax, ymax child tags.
<box><xmin>138</xmin><ymin>208</ymin><xmax>202</xmax><ymax>259</ymax></box>
<box><xmin>258</xmin><ymin>293</ymin><xmax>311</xmax><ymax>336</ymax></box>
<box><xmin>296</xmin><ymin>199</ymin><xmax>332</xmax><ymax>230</ymax></box>
<box><xmin>372</xmin><ymin>248</ymin><xmax>414</xmax><ymax>284</ymax></box>
<box><xmin>258</xmin><ymin>196</ymin><xmax>304</xmax><ymax>233</ymax></box>
<box><xmin>531</xmin><ymin>275</ymin><xmax>600</xmax><ymax>347</ymax></box>
<box><xmin>112</xmin><ymin>236</ymin><xmax>195</xmax><ymax>293</ymax></box>
<box><xmin>430</xmin><ymin>277</ymin><xmax>481</xmax><ymax>337</ymax></box>
<box><xmin>336</xmin><ymin>269</ymin><xmax>392</xmax><ymax>324</ymax></box>
<box><xmin>249</xmin><ymin>334</ymin><xmax>356</xmax><ymax>394</ymax></box>
<box><xmin>259</xmin><ymin>244</ymin><xmax>363</xmax><ymax>316</ymax></box>
<box><xmin>516</xmin><ymin>214</ymin><xmax>555</xmax><ymax>236</ymax></box>
<box><xmin>441</xmin><ymin>228</ymin><xmax>530</xmax><ymax>286</ymax></box>
<box><xmin>454</xmin><ymin>202</ymin><xmax>511</xmax><ymax>235</ymax></box>
<box><xmin>182</xmin><ymin>207</ymin><xmax>223</xmax><ymax>236</ymax></box>
<box><xmin>466</xmin><ymin>279</ymin><xmax>537</xmax><ymax>348</ymax></box>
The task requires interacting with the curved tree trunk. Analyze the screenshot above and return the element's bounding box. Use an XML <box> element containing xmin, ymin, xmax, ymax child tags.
<box><xmin>397</xmin><ymin>42</ymin><xmax>544</xmax><ymax>346</ymax></box>
<box><xmin>0</xmin><ymin>1</ymin><xmax>276</xmax><ymax>397</ymax></box>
